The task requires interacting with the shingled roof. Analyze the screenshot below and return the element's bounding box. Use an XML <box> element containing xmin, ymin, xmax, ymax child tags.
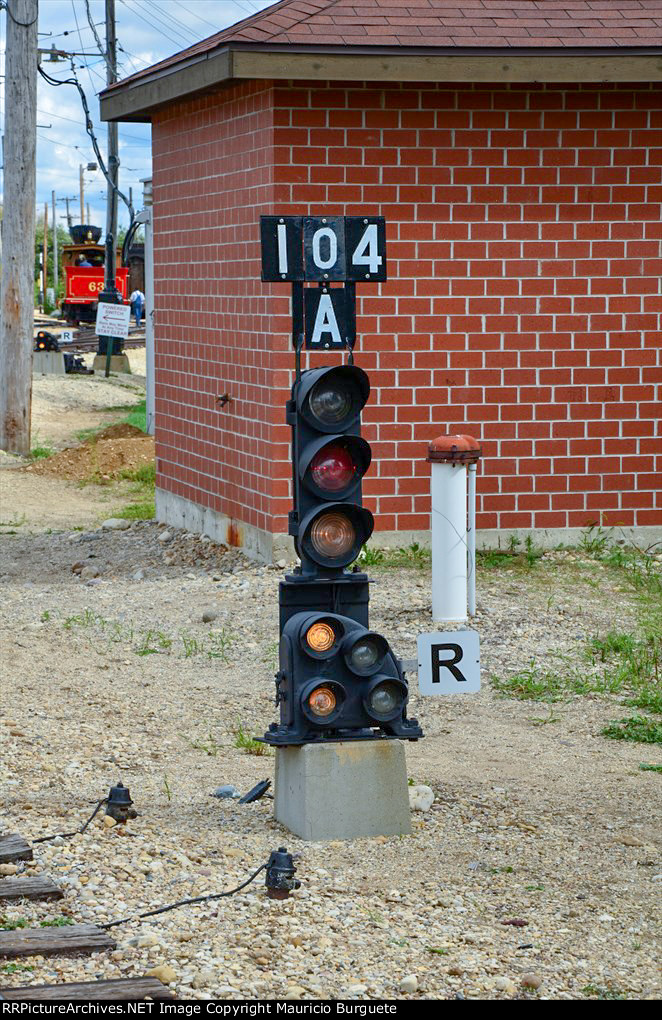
<box><xmin>101</xmin><ymin>1</ymin><xmax>662</xmax><ymax>122</ymax></box>
<box><xmin>189</xmin><ymin>0</ymin><xmax>662</xmax><ymax>48</ymax></box>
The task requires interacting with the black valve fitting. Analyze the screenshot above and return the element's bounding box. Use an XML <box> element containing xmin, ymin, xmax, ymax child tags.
<box><xmin>105</xmin><ymin>782</ymin><xmax>137</xmax><ymax>824</ymax></box>
<box><xmin>265</xmin><ymin>846</ymin><xmax>301</xmax><ymax>900</ymax></box>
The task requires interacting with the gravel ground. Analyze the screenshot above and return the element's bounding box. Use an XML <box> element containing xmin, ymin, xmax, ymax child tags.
<box><xmin>1</xmin><ymin>523</ymin><xmax>660</xmax><ymax>1001</ymax></box>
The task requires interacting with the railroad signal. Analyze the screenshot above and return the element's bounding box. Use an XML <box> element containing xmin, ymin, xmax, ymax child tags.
<box><xmin>289</xmin><ymin>364</ymin><xmax>373</xmax><ymax>576</ymax></box>
<box><xmin>266</xmin><ymin>612</ymin><xmax>422</xmax><ymax>746</ymax></box>
<box><xmin>259</xmin><ymin>212</ymin><xmax>421</xmax><ymax>750</ymax></box>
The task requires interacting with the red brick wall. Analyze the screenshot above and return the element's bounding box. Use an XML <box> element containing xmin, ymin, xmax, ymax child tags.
<box><xmin>151</xmin><ymin>81</ymin><xmax>280</xmax><ymax>540</ymax></box>
<box><xmin>153</xmin><ymin>81</ymin><xmax>661</xmax><ymax>545</ymax></box>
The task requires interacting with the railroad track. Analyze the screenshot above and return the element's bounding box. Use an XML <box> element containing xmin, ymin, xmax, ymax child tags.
<box><xmin>33</xmin><ymin>319</ymin><xmax>146</xmax><ymax>353</ymax></box>
<box><xmin>0</xmin><ymin>832</ymin><xmax>173</xmax><ymax>1001</ymax></box>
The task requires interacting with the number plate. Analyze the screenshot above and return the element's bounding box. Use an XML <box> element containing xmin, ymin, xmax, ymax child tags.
<box><xmin>260</xmin><ymin>215</ymin><xmax>387</xmax><ymax>283</ymax></box>
<box><xmin>417</xmin><ymin>630</ymin><xmax>481</xmax><ymax>695</ymax></box>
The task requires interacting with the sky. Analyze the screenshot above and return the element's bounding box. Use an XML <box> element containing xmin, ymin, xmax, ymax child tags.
<box><xmin>1</xmin><ymin>0</ymin><xmax>275</xmax><ymax>233</ymax></box>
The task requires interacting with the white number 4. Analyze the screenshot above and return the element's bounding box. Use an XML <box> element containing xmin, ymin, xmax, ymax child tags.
<box><xmin>351</xmin><ymin>223</ymin><xmax>382</xmax><ymax>275</ymax></box>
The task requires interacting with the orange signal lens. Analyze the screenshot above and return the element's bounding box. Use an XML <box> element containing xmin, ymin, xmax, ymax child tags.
<box><xmin>308</xmin><ymin>686</ymin><xmax>336</xmax><ymax>717</ymax></box>
<box><xmin>310</xmin><ymin>512</ymin><xmax>356</xmax><ymax>558</ymax></box>
<box><xmin>306</xmin><ymin>622</ymin><xmax>335</xmax><ymax>653</ymax></box>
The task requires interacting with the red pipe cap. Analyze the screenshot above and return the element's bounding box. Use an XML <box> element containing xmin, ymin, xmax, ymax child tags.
<box><xmin>427</xmin><ymin>433</ymin><xmax>482</xmax><ymax>464</ymax></box>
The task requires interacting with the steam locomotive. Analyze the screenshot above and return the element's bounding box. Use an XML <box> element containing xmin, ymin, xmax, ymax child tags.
<box><xmin>60</xmin><ymin>224</ymin><xmax>144</xmax><ymax>326</ymax></box>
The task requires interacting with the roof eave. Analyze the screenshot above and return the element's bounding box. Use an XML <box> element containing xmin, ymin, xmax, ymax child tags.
<box><xmin>100</xmin><ymin>44</ymin><xmax>662</xmax><ymax>123</ymax></box>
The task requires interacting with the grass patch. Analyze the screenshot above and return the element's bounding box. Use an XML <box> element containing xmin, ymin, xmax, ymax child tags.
<box><xmin>358</xmin><ymin>541</ymin><xmax>430</xmax><ymax>569</ymax></box>
<box><xmin>112</xmin><ymin>499</ymin><xmax>155</xmax><ymax>521</ymax></box>
<box><xmin>29</xmin><ymin>443</ymin><xmax>55</xmax><ymax>460</ymax></box>
<box><xmin>233</xmin><ymin>723</ymin><xmax>271</xmax><ymax>756</ymax></box>
<box><xmin>190</xmin><ymin>732</ymin><xmax>221</xmax><ymax>757</ymax></box>
<box><xmin>601</xmin><ymin>715</ymin><xmax>662</xmax><ymax>744</ymax></box>
<box><xmin>638</xmin><ymin>763</ymin><xmax>662</xmax><ymax>773</ymax></box>
<box><xmin>118</xmin><ymin>398</ymin><xmax>147</xmax><ymax>433</ymax></box>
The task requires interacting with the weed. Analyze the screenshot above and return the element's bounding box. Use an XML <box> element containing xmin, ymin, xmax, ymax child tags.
<box><xmin>638</xmin><ymin>763</ymin><xmax>662</xmax><ymax>773</ymax></box>
<box><xmin>530</xmin><ymin>709</ymin><xmax>562</xmax><ymax>727</ymax></box>
<box><xmin>162</xmin><ymin>774</ymin><xmax>172</xmax><ymax>802</ymax></box>
<box><xmin>1</xmin><ymin>963</ymin><xmax>34</xmax><ymax>974</ymax></box>
<box><xmin>39</xmin><ymin>917</ymin><xmax>74</xmax><ymax>928</ymax></box>
<box><xmin>524</xmin><ymin>535</ymin><xmax>543</xmax><ymax>567</ymax></box>
<box><xmin>119</xmin><ymin>462</ymin><xmax>156</xmax><ymax>486</ymax></box>
<box><xmin>491</xmin><ymin>663</ymin><xmax>566</xmax><ymax>703</ymax></box>
<box><xmin>112</xmin><ymin>499</ymin><xmax>155</xmax><ymax>521</ymax></box>
<box><xmin>191</xmin><ymin>733</ymin><xmax>221</xmax><ymax>757</ymax></box>
<box><xmin>359</xmin><ymin>544</ymin><xmax>385</xmax><ymax>566</ymax></box>
<box><xmin>64</xmin><ymin>609</ymin><xmax>105</xmax><ymax>630</ymax></box>
<box><xmin>134</xmin><ymin>629</ymin><xmax>171</xmax><ymax>656</ymax></box>
<box><xmin>579</xmin><ymin>524</ymin><xmax>613</xmax><ymax>557</ymax></box>
<box><xmin>29</xmin><ymin>443</ymin><xmax>55</xmax><ymax>460</ymax></box>
<box><xmin>40</xmin><ymin>610</ymin><xmax>52</xmax><ymax>623</ymax></box>
<box><xmin>426</xmin><ymin>947</ymin><xmax>448</xmax><ymax>955</ymax></box>
<box><xmin>181</xmin><ymin>633</ymin><xmax>202</xmax><ymax>658</ymax></box>
<box><xmin>207</xmin><ymin>629</ymin><xmax>233</xmax><ymax>663</ymax></box>
<box><xmin>602</xmin><ymin>715</ymin><xmax>662</xmax><ymax>744</ymax></box>
<box><xmin>233</xmin><ymin>724</ymin><xmax>270</xmax><ymax>756</ymax></box>
<box><xmin>581</xmin><ymin>983</ymin><xmax>627</xmax><ymax>1000</ymax></box>
<box><xmin>357</xmin><ymin>542</ymin><xmax>430</xmax><ymax>569</ymax></box>
<box><xmin>119</xmin><ymin>398</ymin><xmax>147</xmax><ymax>433</ymax></box>
<box><xmin>525</xmin><ymin>884</ymin><xmax>545</xmax><ymax>891</ymax></box>
<box><xmin>0</xmin><ymin>917</ymin><xmax>29</xmax><ymax>930</ymax></box>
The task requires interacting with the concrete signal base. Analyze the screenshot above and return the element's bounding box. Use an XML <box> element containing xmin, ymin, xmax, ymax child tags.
<box><xmin>33</xmin><ymin>351</ymin><xmax>65</xmax><ymax>376</ymax></box>
<box><xmin>92</xmin><ymin>354</ymin><xmax>131</xmax><ymax>375</ymax></box>
<box><xmin>274</xmin><ymin>740</ymin><xmax>412</xmax><ymax>841</ymax></box>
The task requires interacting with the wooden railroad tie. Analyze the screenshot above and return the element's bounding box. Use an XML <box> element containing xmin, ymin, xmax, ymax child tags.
<box><xmin>0</xmin><ymin>977</ymin><xmax>175</xmax><ymax>1001</ymax></box>
<box><xmin>0</xmin><ymin>924</ymin><xmax>116</xmax><ymax>960</ymax></box>
<box><xmin>0</xmin><ymin>834</ymin><xmax>33</xmax><ymax>865</ymax></box>
<box><xmin>0</xmin><ymin>875</ymin><xmax>64</xmax><ymax>903</ymax></box>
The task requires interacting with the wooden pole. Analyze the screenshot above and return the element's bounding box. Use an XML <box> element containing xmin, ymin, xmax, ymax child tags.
<box><xmin>43</xmin><ymin>202</ymin><xmax>48</xmax><ymax>301</ymax></box>
<box><xmin>79</xmin><ymin>164</ymin><xmax>85</xmax><ymax>224</ymax></box>
<box><xmin>52</xmin><ymin>191</ymin><xmax>58</xmax><ymax>299</ymax></box>
<box><xmin>0</xmin><ymin>0</ymin><xmax>38</xmax><ymax>455</ymax></box>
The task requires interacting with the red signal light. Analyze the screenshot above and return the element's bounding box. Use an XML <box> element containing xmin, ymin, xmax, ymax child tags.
<box><xmin>310</xmin><ymin>441</ymin><xmax>356</xmax><ymax>492</ymax></box>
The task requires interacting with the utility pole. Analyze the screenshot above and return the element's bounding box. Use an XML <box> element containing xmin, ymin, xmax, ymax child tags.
<box><xmin>87</xmin><ymin>202</ymin><xmax>91</xmax><ymax>225</ymax></box>
<box><xmin>97</xmin><ymin>0</ymin><xmax>123</xmax><ymax>373</ymax></box>
<box><xmin>79</xmin><ymin>164</ymin><xmax>85</xmax><ymax>223</ymax></box>
<box><xmin>52</xmin><ymin>191</ymin><xmax>58</xmax><ymax>300</ymax></box>
<box><xmin>64</xmin><ymin>197</ymin><xmax>73</xmax><ymax>231</ymax></box>
<box><xmin>0</xmin><ymin>0</ymin><xmax>39</xmax><ymax>455</ymax></box>
<box><xmin>43</xmin><ymin>201</ymin><xmax>48</xmax><ymax>302</ymax></box>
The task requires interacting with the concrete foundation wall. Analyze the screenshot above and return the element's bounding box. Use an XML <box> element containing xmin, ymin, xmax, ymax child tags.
<box><xmin>157</xmin><ymin>487</ymin><xmax>662</xmax><ymax>564</ymax></box>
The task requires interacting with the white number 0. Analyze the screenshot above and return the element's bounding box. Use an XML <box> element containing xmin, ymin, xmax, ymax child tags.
<box><xmin>351</xmin><ymin>223</ymin><xmax>382</xmax><ymax>275</ymax></box>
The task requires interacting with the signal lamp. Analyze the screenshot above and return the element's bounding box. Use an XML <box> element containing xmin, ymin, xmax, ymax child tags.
<box><xmin>364</xmin><ymin>678</ymin><xmax>406</xmax><ymax>721</ymax></box>
<box><xmin>345</xmin><ymin>632</ymin><xmax>388</xmax><ymax>675</ymax></box>
<box><xmin>306</xmin><ymin>621</ymin><xmax>336</xmax><ymax>653</ymax></box>
<box><xmin>310</xmin><ymin>441</ymin><xmax>356</xmax><ymax>492</ymax></box>
<box><xmin>308</xmin><ymin>686</ymin><xmax>337</xmax><ymax>717</ymax></box>
<box><xmin>310</xmin><ymin>511</ymin><xmax>356</xmax><ymax>558</ymax></box>
<box><xmin>301</xmin><ymin>679</ymin><xmax>345</xmax><ymax>724</ymax></box>
<box><xmin>301</xmin><ymin>365</ymin><xmax>370</xmax><ymax>432</ymax></box>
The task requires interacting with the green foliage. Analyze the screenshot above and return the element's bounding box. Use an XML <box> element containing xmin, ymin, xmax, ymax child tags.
<box><xmin>638</xmin><ymin>763</ymin><xmax>662</xmax><ymax>773</ymax></box>
<box><xmin>581</xmin><ymin>984</ymin><xmax>627</xmax><ymax>1000</ymax></box>
<box><xmin>112</xmin><ymin>499</ymin><xmax>155</xmax><ymax>520</ymax></box>
<box><xmin>358</xmin><ymin>542</ymin><xmax>430</xmax><ymax>569</ymax></box>
<box><xmin>601</xmin><ymin>715</ymin><xmax>662</xmax><ymax>744</ymax></box>
<box><xmin>29</xmin><ymin>443</ymin><xmax>55</xmax><ymax>460</ymax></box>
<box><xmin>39</xmin><ymin>917</ymin><xmax>74</xmax><ymax>928</ymax></box>
<box><xmin>190</xmin><ymin>732</ymin><xmax>221</xmax><ymax>757</ymax></box>
<box><xmin>119</xmin><ymin>398</ymin><xmax>147</xmax><ymax>433</ymax></box>
<box><xmin>1</xmin><ymin>963</ymin><xmax>34</xmax><ymax>974</ymax></box>
<box><xmin>233</xmin><ymin>724</ymin><xmax>271</xmax><ymax>756</ymax></box>
<box><xmin>162</xmin><ymin>774</ymin><xmax>173</xmax><ymax>802</ymax></box>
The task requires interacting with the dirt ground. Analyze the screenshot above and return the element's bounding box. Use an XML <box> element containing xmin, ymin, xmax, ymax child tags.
<box><xmin>0</xmin><ymin>351</ymin><xmax>147</xmax><ymax>532</ymax></box>
<box><xmin>0</xmin><ymin>363</ymin><xmax>660</xmax><ymax>1002</ymax></box>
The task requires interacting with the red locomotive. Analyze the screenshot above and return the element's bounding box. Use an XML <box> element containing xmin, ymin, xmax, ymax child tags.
<box><xmin>60</xmin><ymin>225</ymin><xmax>141</xmax><ymax>326</ymax></box>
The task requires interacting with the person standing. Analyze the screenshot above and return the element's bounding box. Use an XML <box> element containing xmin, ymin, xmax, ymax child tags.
<box><xmin>129</xmin><ymin>288</ymin><xmax>145</xmax><ymax>328</ymax></box>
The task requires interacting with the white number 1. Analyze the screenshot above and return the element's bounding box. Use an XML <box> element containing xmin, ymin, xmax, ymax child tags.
<box><xmin>351</xmin><ymin>223</ymin><xmax>382</xmax><ymax>275</ymax></box>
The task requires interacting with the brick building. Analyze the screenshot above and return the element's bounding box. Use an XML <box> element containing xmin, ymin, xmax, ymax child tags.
<box><xmin>101</xmin><ymin>1</ymin><xmax>662</xmax><ymax>562</ymax></box>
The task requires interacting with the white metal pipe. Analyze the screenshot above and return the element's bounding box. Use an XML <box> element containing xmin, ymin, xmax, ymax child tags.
<box><xmin>431</xmin><ymin>461</ymin><xmax>468</xmax><ymax>623</ymax></box>
<box><xmin>139</xmin><ymin>178</ymin><xmax>154</xmax><ymax>436</ymax></box>
<box><xmin>467</xmin><ymin>462</ymin><xmax>477</xmax><ymax>617</ymax></box>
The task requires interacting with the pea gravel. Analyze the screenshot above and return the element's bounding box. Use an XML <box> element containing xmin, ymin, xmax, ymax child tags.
<box><xmin>1</xmin><ymin>523</ymin><xmax>659</xmax><ymax>1001</ymax></box>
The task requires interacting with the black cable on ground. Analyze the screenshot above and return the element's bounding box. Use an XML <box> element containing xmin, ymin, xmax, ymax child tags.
<box><xmin>100</xmin><ymin>863</ymin><xmax>267</xmax><ymax>930</ymax></box>
<box><xmin>32</xmin><ymin>798</ymin><xmax>107</xmax><ymax>844</ymax></box>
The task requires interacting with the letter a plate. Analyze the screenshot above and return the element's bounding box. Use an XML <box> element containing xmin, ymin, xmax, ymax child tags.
<box><xmin>417</xmin><ymin>630</ymin><xmax>480</xmax><ymax>695</ymax></box>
